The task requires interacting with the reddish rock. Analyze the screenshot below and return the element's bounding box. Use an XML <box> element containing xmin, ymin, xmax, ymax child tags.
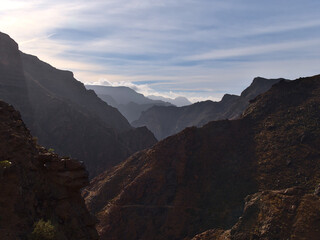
<box><xmin>85</xmin><ymin>75</ymin><xmax>320</xmax><ymax>240</ymax></box>
<box><xmin>0</xmin><ymin>100</ymin><xmax>98</xmax><ymax>239</ymax></box>
<box><xmin>192</xmin><ymin>188</ymin><xmax>320</xmax><ymax>240</ymax></box>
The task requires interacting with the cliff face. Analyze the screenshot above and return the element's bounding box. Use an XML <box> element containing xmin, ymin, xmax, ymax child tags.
<box><xmin>192</xmin><ymin>188</ymin><xmax>320</xmax><ymax>240</ymax></box>
<box><xmin>84</xmin><ymin>75</ymin><xmax>320</xmax><ymax>240</ymax></box>
<box><xmin>0</xmin><ymin>32</ymin><xmax>157</xmax><ymax>177</ymax></box>
<box><xmin>0</xmin><ymin>32</ymin><xmax>33</xmax><ymax>125</ymax></box>
<box><xmin>132</xmin><ymin>78</ymin><xmax>282</xmax><ymax>140</ymax></box>
<box><xmin>192</xmin><ymin>76</ymin><xmax>320</xmax><ymax>240</ymax></box>
<box><xmin>0</xmin><ymin>100</ymin><xmax>98</xmax><ymax>239</ymax></box>
<box><xmin>21</xmin><ymin>53</ymin><xmax>130</xmax><ymax>132</ymax></box>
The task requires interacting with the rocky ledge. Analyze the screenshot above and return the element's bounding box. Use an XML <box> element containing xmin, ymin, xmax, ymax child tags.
<box><xmin>0</xmin><ymin>100</ymin><xmax>98</xmax><ymax>239</ymax></box>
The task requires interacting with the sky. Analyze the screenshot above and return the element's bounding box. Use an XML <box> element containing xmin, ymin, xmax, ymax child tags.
<box><xmin>1</xmin><ymin>0</ymin><xmax>320</xmax><ymax>102</ymax></box>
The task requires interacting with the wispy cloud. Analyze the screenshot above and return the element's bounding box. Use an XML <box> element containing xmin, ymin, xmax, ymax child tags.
<box><xmin>1</xmin><ymin>0</ymin><xmax>320</xmax><ymax>101</ymax></box>
<box><xmin>88</xmin><ymin>79</ymin><xmax>221</xmax><ymax>102</ymax></box>
<box><xmin>183</xmin><ymin>39</ymin><xmax>320</xmax><ymax>61</ymax></box>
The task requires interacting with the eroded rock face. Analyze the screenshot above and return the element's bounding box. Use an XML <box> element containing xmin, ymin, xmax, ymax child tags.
<box><xmin>192</xmin><ymin>229</ymin><xmax>230</xmax><ymax>240</ymax></box>
<box><xmin>0</xmin><ymin>100</ymin><xmax>98</xmax><ymax>239</ymax></box>
<box><xmin>231</xmin><ymin>188</ymin><xmax>320</xmax><ymax>240</ymax></box>
<box><xmin>191</xmin><ymin>77</ymin><xmax>320</xmax><ymax>240</ymax></box>
<box><xmin>192</xmin><ymin>188</ymin><xmax>320</xmax><ymax>240</ymax></box>
<box><xmin>85</xmin><ymin>75</ymin><xmax>320</xmax><ymax>240</ymax></box>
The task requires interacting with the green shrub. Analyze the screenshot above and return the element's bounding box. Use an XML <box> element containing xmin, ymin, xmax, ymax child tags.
<box><xmin>0</xmin><ymin>160</ymin><xmax>12</xmax><ymax>169</ymax></box>
<box><xmin>48</xmin><ymin>148</ymin><xmax>55</xmax><ymax>153</ymax></box>
<box><xmin>30</xmin><ymin>219</ymin><xmax>57</xmax><ymax>240</ymax></box>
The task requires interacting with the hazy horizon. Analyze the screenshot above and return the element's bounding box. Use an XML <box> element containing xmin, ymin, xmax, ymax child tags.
<box><xmin>1</xmin><ymin>0</ymin><xmax>320</xmax><ymax>102</ymax></box>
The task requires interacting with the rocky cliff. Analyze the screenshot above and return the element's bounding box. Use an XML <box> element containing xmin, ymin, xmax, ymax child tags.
<box><xmin>192</xmin><ymin>187</ymin><xmax>320</xmax><ymax>240</ymax></box>
<box><xmin>192</xmin><ymin>75</ymin><xmax>320</xmax><ymax>240</ymax></box>
<box><xmin>84</xmin><ymin>75</ymin><xmax>320</xmax><ymax>240</ymax></box>
<box><xmin>0</xmin><ymin>32</ymin><xmax>33</xmax><ymax>125</ymax></box>
<box><xmin>132</xmin><ymin>77</ymin><xmax>283</xmax><ymax>140</ymax></box>
<box><xmin>0</xmin><ymin>32</ymin><xmax>157</xmax><ymax>177</ymax></box>
<box><xmin>0</xmin><ymin>100</ymin><xmax>98</xmax><ymax>239</ymax></box>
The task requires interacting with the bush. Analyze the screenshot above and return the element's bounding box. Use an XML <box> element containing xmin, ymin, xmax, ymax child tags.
<box><xmin>0</xmin><ymin>160</ymin><xmax>12</xmax><ymax>169</ymax></box>
<box><xmin>30</xmin><ymin>219</ymin><xmax>57</xmax><ymax>240</ymax></box>
<box><xmin>48</xmin><ymin>148</ymin><xmax>55</xmax><ymax>153</ymax></box>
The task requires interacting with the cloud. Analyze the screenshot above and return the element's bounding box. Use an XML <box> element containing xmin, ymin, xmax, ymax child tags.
<box><xmin>88</xmin><ymin>78</ymin><xmax>183</xmax><ymax>100</ymax></box>
<box><xmin>87</xmin><ymin>78</ymin><xmax>221</xmax><ymax>103</ymax></box>
<box><xmin>1</xmin><ymin>0</ymin><xmax>320</xmax><ymax>101</ymax></box>
<box><xmin>183</xmin><ymin>39</ymin><xmax>320</xmax><ymax>61</ymax></box>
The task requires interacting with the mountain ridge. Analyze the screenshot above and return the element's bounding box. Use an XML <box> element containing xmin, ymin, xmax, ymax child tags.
<box><xmin>147</xmin><ymin>95</ymin><xmax>192</xmax><ymax>107</ymax></box>
<box><xmin>0</xmin><ymin>31</ymin><xmax>157</xmax><ymax>177</ymax></box>
<box><xmin>86</xmin><ymin>85</ymin><xmax>173</xmax><ymax>122</ymax></box>
<box><xmin>84</xmin><ymin>74</ymin><xmax>320</xmax><ymax>240</ymax></box>
<box><xmin>132</xmin><ymin>77</ymin><xmax>284</xmax><ymax>140</ymax></box>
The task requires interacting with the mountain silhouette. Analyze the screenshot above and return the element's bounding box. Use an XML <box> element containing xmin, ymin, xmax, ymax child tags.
<box><xmin>86</xmin><ymin>85</ymin><xmax>173</xmax><ymax>122</ymax></box>
<box><xmin>132</xmin><ymin>77</ymin><xmax>283</xmax><ymax>140</ymax></box>
<box><xmin>0</xmin><ymin>32</ymin><xmax>157</xmax><ymax>177</ymax></box>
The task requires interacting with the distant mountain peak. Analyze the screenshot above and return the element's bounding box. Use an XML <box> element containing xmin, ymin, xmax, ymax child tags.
<box><xmin>240</xmin><ymin>77</ymin><xmax>286</xmax><ymax>99</ymax></box>
<box><xmin>133</xmin><ymin>77</ymin><xmax>283</xmax><ymax>140</ymax></box>
<box><xmin>221</xmin><ymin>93</ymin><xmax>239</xmax><ymax>102</ymax></box>
<box><xmin>147</xmin><ymin>95</ymin><xmax>192</xmax><ymax>107</ymax></box>
<box><xmin>85</xmin><ymin>85</ymin><xmax>173</xmax><ymax>122</ymax></box>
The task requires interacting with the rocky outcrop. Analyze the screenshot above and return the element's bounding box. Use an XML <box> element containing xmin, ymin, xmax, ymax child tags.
<box><xmin>132</xmin><ymin>78</ymin><xmax>283</xmax><ymax>140</ymax></box>
<box><xmin>192</xmin><ymin>188</ymin><xmax>320</xmax><ymax>240</ymax></box>
<box><xmin>0</xmin><ymin>31</ymin><xmax>157</xmax><ymax>177</ymax></box>
<box><xmin>0</xmin><ymin>100</ymin><xmax>98</xmax><ymax>239</ymax></box>
<box><xmin>84</xmin><ymin>75</ymin><xmax>320</xmax><ymax>240</ymax></box>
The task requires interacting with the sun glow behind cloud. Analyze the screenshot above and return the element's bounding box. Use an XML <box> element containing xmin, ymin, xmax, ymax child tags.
<box><xmin>1</xmin><ymin>0</ymin><xmax>320</xmax><ymax>102</ymax></box>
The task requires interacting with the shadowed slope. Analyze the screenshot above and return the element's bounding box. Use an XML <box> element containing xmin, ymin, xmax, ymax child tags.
<box><xmin>85</xmin><ymin>75</ymin><xmax>320</xmax><ymax>240</ymax></box>
<box><xmin>132</xmin><ymin>77</ymin><xmax>282</xmax><ymax>140</ymax></box>
<box><xmin>0</xmin><ymin>32</ymin><xmax>157</xmax><ymax>177</ymax></box>
<box><xmin>0</xmin><ymin>100</ymin><xmax>98</xmax><ymax>239</ymax></box>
